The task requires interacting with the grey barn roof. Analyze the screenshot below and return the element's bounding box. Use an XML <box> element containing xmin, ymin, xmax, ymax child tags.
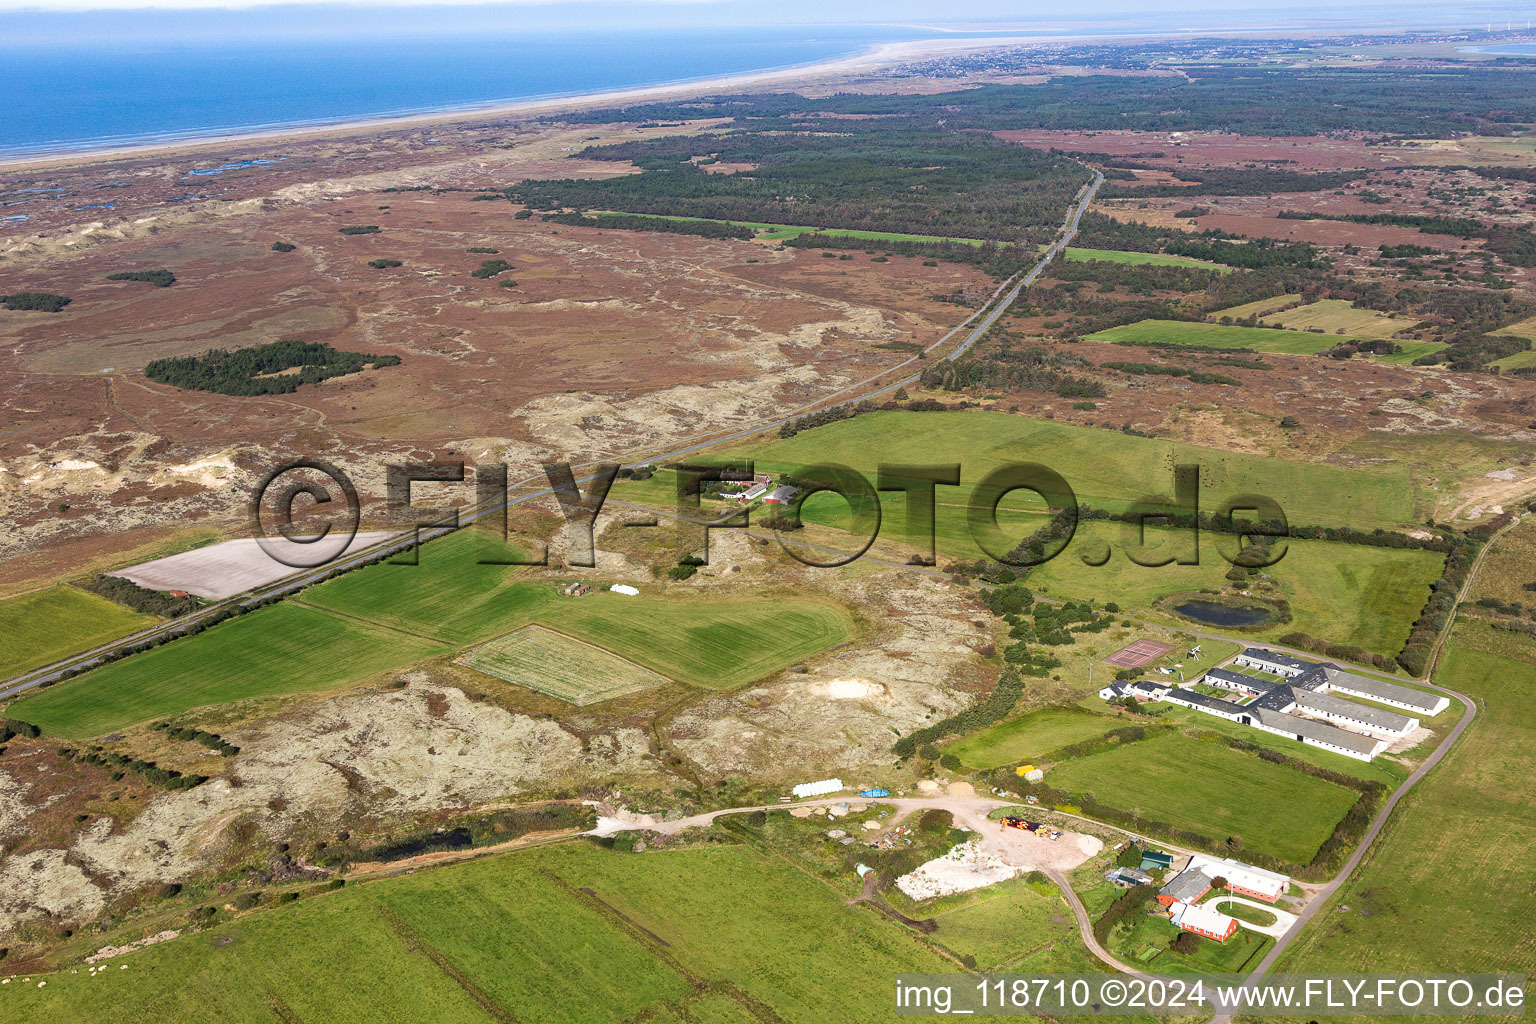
<box><xmin>1240</xmin><ymin>648</ymin><xmax>1312</xmax><ymax>673</ymax></box>
<box><xmin>1160</xmin><ymin>867</ymin><xmax>1213</xmax><ymax>902</ymax></box>
<box><xmin>1292</xmin><ymin>689</ymin><xmax>1416</xmax><ymax>732</ymax></box>
<box><xmin>1321</xmin><ymin>667</ymin><xmax>1444</xmax><ymax>713</ymax></box>
<box><xmin>1204</xmin><ymin>667</ymin><xmax>1279</xmax><ymax>693</ymax></box>
<box><xmin>1165</xmin><ymin>688</ymin><xmax>1244</xmax><ymax>715</ymax></box>
<box><xmin>1252</xmin><ymin>708</ymin><xmax>1382</xmax><ymax>757</ymax></box>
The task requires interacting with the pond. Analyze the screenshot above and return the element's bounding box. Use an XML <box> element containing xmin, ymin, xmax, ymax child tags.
<box><xmin>1172</xmin><ymin>599</ymin><xmax>1275</xmax><ymax>628</ymax></box>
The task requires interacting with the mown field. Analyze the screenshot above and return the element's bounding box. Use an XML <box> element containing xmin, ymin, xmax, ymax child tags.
<box><xmin>457</xmin><ymin>625</ymin><xmax>670</xmax><ymax>705</ymax></box>
<box><xmin>1209</xmin><ymin>293</ymin><xmax>1303</xmax><ymax>319</ymax></box>
<box><xmin>1044</xmin><ymin>730</ymin><xmax>1360</xmax><ymax>864</ymax></box>
<box><xmin>3</xmin><ymin>841</ymin><xmax>955</xmax><ymax>1024</ymax></box>
<box><xmin>1276</xmin><ymin>621</ymin><xmax>1536</xmax><ymax>987</ymax></box>
<box><xmin>0</xmin><ymin>585</ymin><xmax>156</xmax><ymax>679</ymax></box>
<box><xmin>735</xmin><ymin>410</ymin><xmax>1418</xmax><ymax>530</ymax></box>
<box><xmin>1087</xmin><ymin>319</ymin><xmax>1345</xmax><ymax>355</ymax></box>
<box><xmin>945</xmin><ymin>707</ymin><xmax>1123</xmax><ymax>770</ymax></box>
<box><xmin>1064</xmin><ymin>247</ymin><xmax>1231</xmax><ymax>270</ymax></box>
<box><xmin>10</xmin><ymin>603</ymin><xmax>448</xmax><ymax>737</ymax></box>
<box><xmin>302</xmin><ymin>530</ymin><xmax>855</xmax><ymax>689</ymax></box>
<box><xmin>1259</xmin><ymin>298</ymin><xmax>1417</xmax><ymax>339</ymax></box>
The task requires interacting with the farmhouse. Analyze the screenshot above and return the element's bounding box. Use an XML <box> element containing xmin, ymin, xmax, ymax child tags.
<box><xmin>1233</xmin><ymin>648</ymin><xmax>1311</xmax><ymax>677</ymax></box>
<box><xmin>1162</xmin><ymin>687</ymin><xmax>1248</xmax><ymax>721</ymax></box>
<box><xmin>1098</xmin><ymin>681</ymin><xmax>1134</xmax><ymax>700</ymax></box>
<box><xmin>735</xmin><ymin>482</ymin><xmax>771</xmax><ymax>503</ymax></box>
<box><xmin>1131</xmin><ymin>681</ymin><xmax>1169</xmax><ymax>699</ymax></box>
<box><xmin>1185</xmin><ymin>854</ymin><xmax>1290</xmax><ymax>903</ymax></box>
<box><xmin>1290</xmin><ymin>689</ymin><xmax>1418</xmax><ymax>738</ymax></box>
<box><xmin>1118</xmin><ymin>650</ymin><xmax>1444</xmax><ymax>762</ymax></box>
<box><xmin>1201</xmin><ymin>667</ymin><xmax>1278</xmax><ymax>695</ymax></box>
<box><xmin>762</xmin><ymin>485</ymin><xmax>800</xmax><ymax>505</ymax></box>
<box><xmin>1158</xmin><ymin>866</ymin><xmax>1213</xmax><ymax>907</ymax></box>
<box><xmin>1170</xmin><ymin>900</ymin><xmax>1238</xmax><ymax>942</ymax></box>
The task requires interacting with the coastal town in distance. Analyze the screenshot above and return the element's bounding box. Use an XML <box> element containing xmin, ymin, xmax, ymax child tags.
<box><xmin>0</xmin><ymin>2</ymin><xmax>1532</xmax><ymax>1020</ymax></box>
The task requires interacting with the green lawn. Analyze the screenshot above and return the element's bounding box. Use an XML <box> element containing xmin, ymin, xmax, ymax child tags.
<box><xmin>0</xmin><ymin>586</ymin><xmax>156</xmax><ymax>679</ymax></box>
<box><xmin>945</xmin><ymin>707</ymin><xmax>1124</xmax><ymax>770</ymax></box>
<box><xmin>1276</xmin><ymin>621</ymin><xmax>1536</xmax><ymax>983</ymax></box>
<box><xmin>10</xmin><ymin>603</ymin><xmax>448</xmax><ymax>737</ymax></box>
<box><xmin>1087</xmin><ymin>319</ymin><xmax>1346</xmax><ymax>354</ymax></box>
<box><xmin>1064</xmin><ymin>247</ymin><xmax>1231</xmax><ymax>271</ymax></box>
<box><xmin>302</xmin><ymin>531</ymin><xmax>854</xmax><ymax>690</ymax></box>
<box><xmin>1044</xmin><ymin>731</ymin><xmax>1360</xmax><ymax>864</ymax></box>
<box><xmin>6</xmin><ymin>842</ymin><xmax>955</xmax><ymax>1024</ymax></box>
<box><xmin>1208</xmin><ymin>294</ymin><xmax>1303</xmax><ymax>319</ymax></box>
<box><xmin>733</xmin><ymin>410</ymin><xmax>1418</xmax><ymax>531</ymax></box>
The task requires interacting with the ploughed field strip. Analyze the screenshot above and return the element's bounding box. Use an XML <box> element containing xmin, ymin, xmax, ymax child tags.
<box><xmin>456</xmin><ymin>625</ymin><xmax>670</xmax><ymax>705</ymax></box>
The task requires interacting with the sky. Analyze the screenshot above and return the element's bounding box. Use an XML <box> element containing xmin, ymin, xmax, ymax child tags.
<box><xmin>1</xmin><ymin>0</ymin><xmax>1533</xmax><ymax>41</ymax></box>
<box><xmin>0</xmin><ymin>0</ymin><xmax>1530</xmax><ymax>17</ymax></box>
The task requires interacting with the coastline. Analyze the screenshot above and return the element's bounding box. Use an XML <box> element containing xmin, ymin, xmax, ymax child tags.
<box><xmin>0</xmin><ymin>35</ymin><xmax>1039</xmax><ymax>173</ymax></box>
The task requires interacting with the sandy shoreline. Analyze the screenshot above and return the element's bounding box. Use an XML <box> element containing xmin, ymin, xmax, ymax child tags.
<box><xmin>0</xmin><ymin>35</ymin><xmax>1040</xmax><ymax>173</ymax></box>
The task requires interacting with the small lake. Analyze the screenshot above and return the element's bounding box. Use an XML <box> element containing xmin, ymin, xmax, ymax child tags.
<box><xmin>1172</xmin><ymin>600</ymin><xmax>1275</xmax><ymax>628</ymax></box>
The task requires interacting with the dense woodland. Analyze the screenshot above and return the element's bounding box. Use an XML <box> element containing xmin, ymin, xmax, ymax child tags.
<box><xmin>145</xmin><ymin>340</ymin><xmax>401</xmax><ymax>396</ymax></box>
<box><xmin>503</xmin><ymin>129</ymin><xmax>1092</xmax><ymax>242</ymax></box>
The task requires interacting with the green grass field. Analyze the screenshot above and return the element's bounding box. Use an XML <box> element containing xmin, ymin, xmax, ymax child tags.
<box><xmin>10</xmin><ymin>603</ymin><xmax>448</xmax><ymax>737</ymax></box>
<box><xmin>732</xmin><ymin>409</ymin><xmax>1418</xmax><ymax>530</ymax></box>
<box><xmin>591</xmin><ymin>212</ymin><xmax>989</xmax><ymax>246</ymax></box>
<box><xmin>1087</xmin><ymin>319</ymin><xmax>1346</xmax><ymax>354</ymax></box>
<box><xmin>6</xmin><ymin>841</ymin><xmax>955</xmax><ymax>1024</ymax></box>
<box><xmin>1064</xmin><ymin>247</ymin><xmax>1231</xmax><ymax>271</ymax></box>
<box><xmin>302</xmin><ymin>530</ymin><xmax>854</xmax><ymax>689</ymax></box>
<box><xmin>945</xmin><ymin>707</ymin><xmax>1124</xmax><ymax>770</ymax></box>
<box><xmin>1023</xmin><ymin>521</ymin><xmax>1444</xmax><ymax>657</ymax></box>
<box><xmin>1044</xmin><ymin>731</ymin><xmax>1360</xmax><ymax>863</ymax></box>
<box><xmin>456</xmin><ymin>625</ymin><xmax>670</xmax><ymax>704</ymax></box>
<box><xmin>1276</xmin><ymin>621</ymin><xmax>1536</xmax><ymax>984</ymax></box>
<box><xmin>0</xmin><ymin>585</ymin><xmax>156</xmax><ymax>679</ymax></box>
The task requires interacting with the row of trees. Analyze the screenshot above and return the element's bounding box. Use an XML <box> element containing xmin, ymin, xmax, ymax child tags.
<box><xmin>84</xmin><ymin>574</ymin><xmax>202</xmax><ymax>618</ymax></box>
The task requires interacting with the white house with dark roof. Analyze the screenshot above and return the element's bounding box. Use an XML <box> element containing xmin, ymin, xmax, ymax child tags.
<box><xmin>1233</xmin><ymin>648</ymin><xmax>1311</xmax><ymax>677</ymax></box>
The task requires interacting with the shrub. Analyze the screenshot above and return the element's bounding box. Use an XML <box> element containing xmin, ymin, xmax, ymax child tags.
<box><xmin>338</xmin><ymin>225</ymin><xmax>381</xmax><ymax>235</ymax></box>
<box><xmin>271</xmin><ymin>241</ymin><xmax>297</xmax><ymax>252</ymax></box>
<box><xmin>467</xmin><ymin>247</ymin><xmax>500</xmax><ymax>254</ymax></box>
<box><xmin>231</xmin><ymin>891</ymin><xmax>262</xmax><ymax>911</ymax></box>
<box><xmin>367</xmin><ymin>259</ymin><xmax>403</xmax><ymax>269</ymax></box>
<box><xmin>471</xmin><ymin>259</ymin><xmax>514</xmax><ymax>279</ymax></box>
<box><xmin>106</xmin><ymin>269</ymin><xmax>175</xmax><ymax>288</ymax></box>
<box><xmin>1170</xmin><ymin>930</ymin><xmax>1201</xmax><ymax>954</ymax></box>
<box><xmin>1</xmin><ymin>292</ymin><xmax>71</xmax><ymax>312</ymax></box>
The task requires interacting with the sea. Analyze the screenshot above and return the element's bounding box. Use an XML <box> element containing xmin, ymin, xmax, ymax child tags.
<box><xmin>0</xmin><ymin>26</ymin><xmax>938</xmax><ymax>158</ymax></box>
